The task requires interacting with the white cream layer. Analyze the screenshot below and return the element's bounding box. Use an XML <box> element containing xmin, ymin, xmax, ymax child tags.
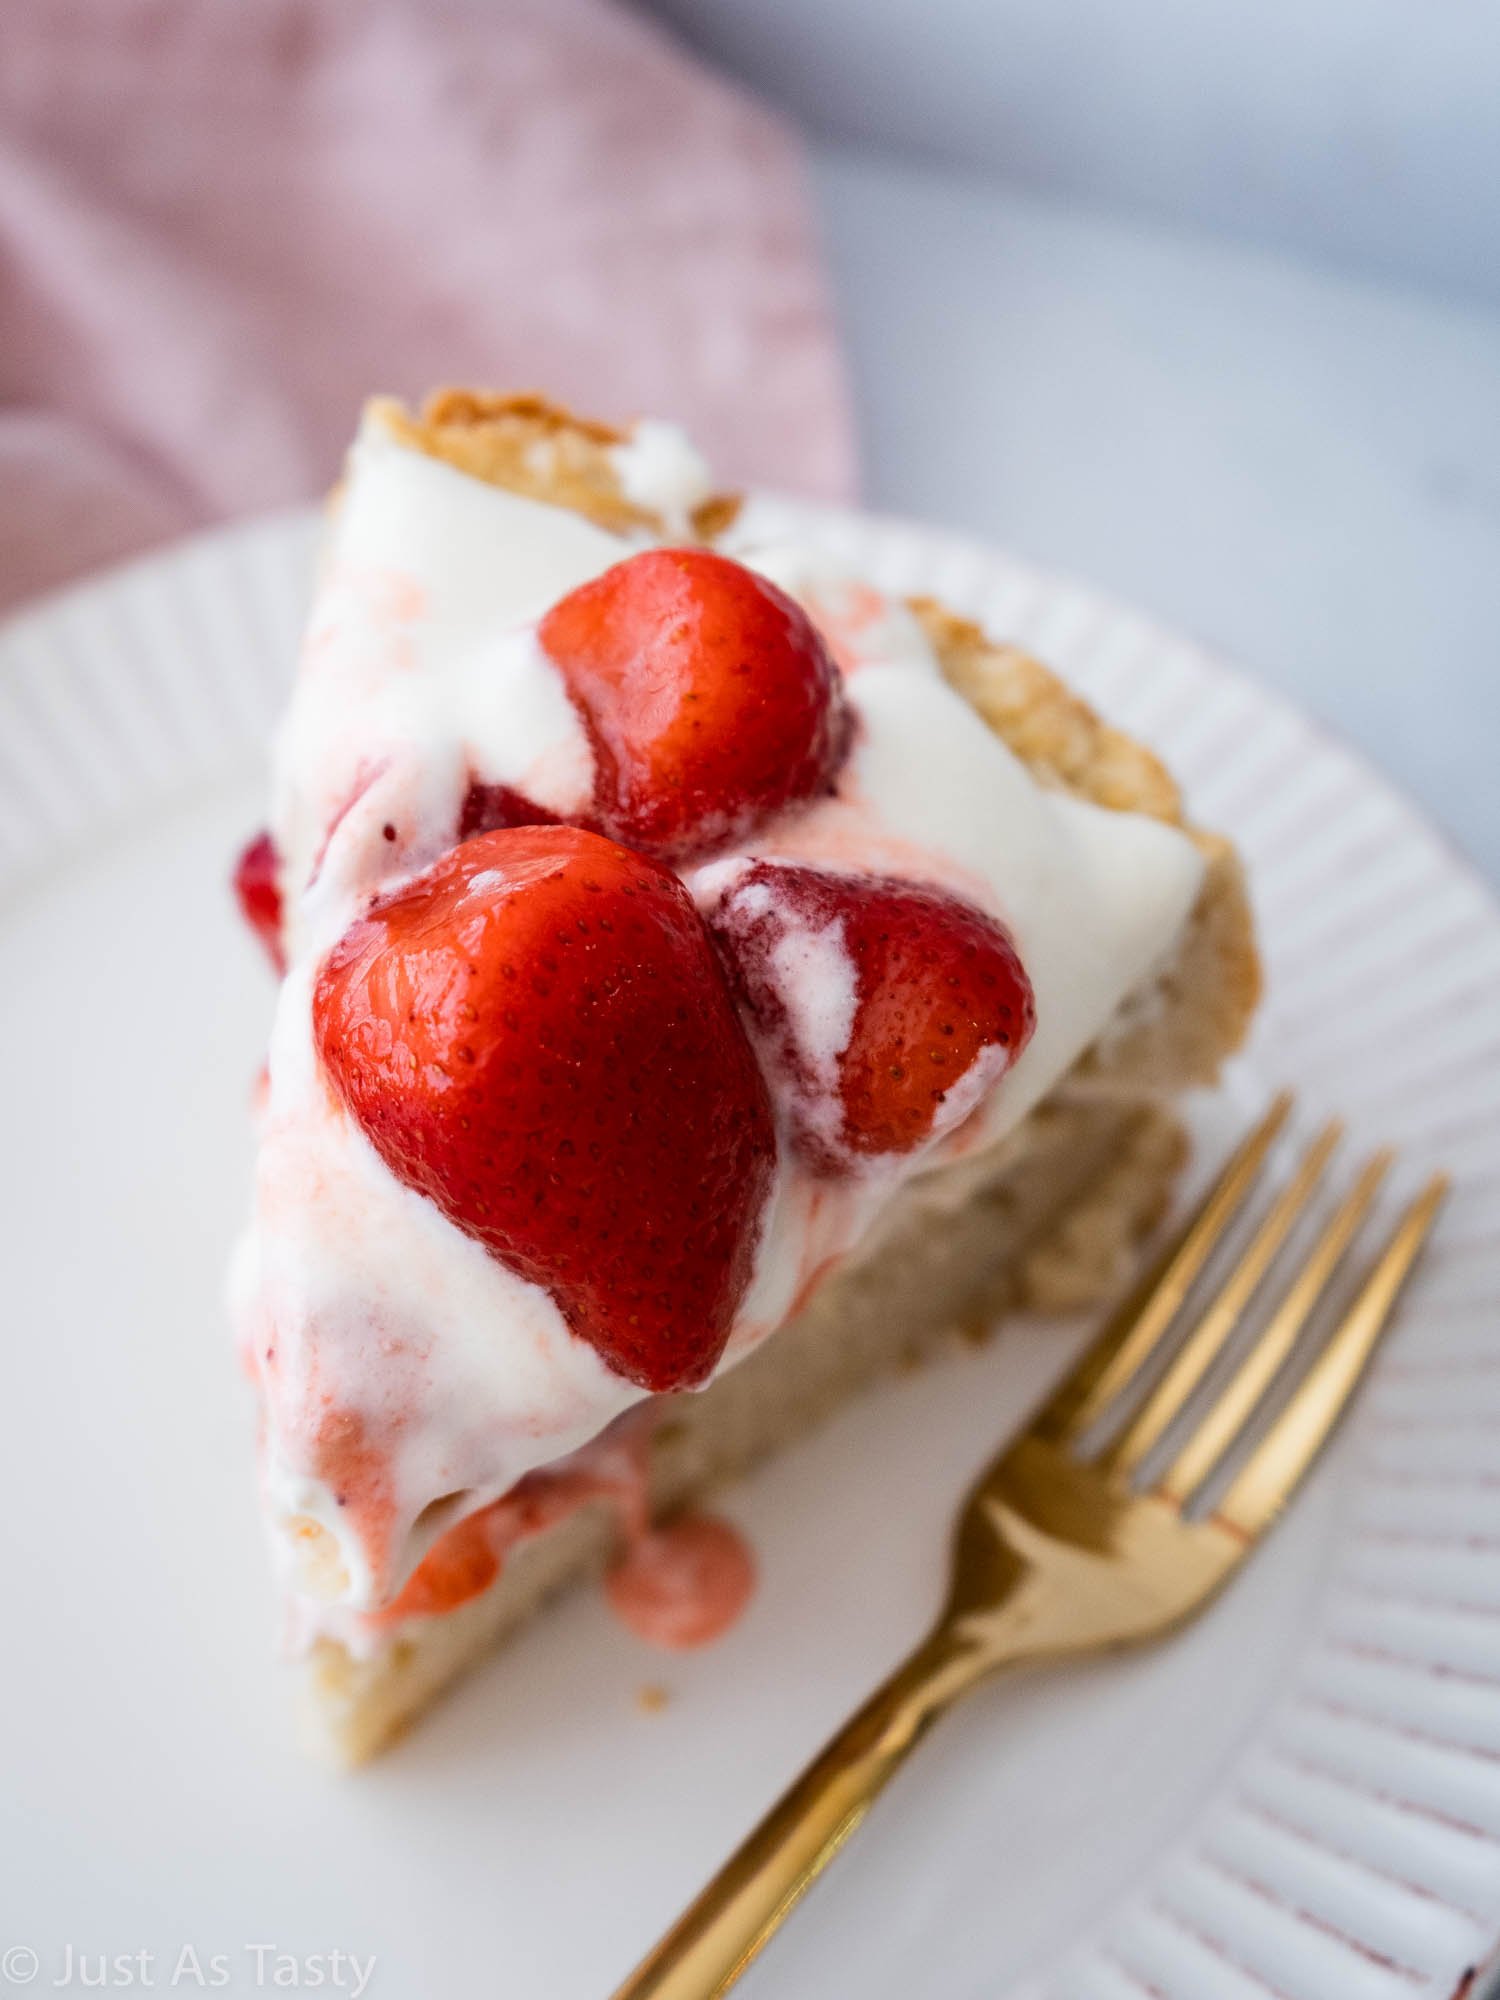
<box><xmin>234</xmin><ymin>415</ymin><xmax>1204</xmax><ymax>1614</ymax></box>
<box><xmin>606</xmin><ymin>419</ymin><xmax>714</xmax><ymax>536</ymax></box>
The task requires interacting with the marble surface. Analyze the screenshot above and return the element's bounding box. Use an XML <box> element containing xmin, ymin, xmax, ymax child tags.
<box><xmin>808</xmin><ymin>146</ymin><xmax>1500</xmax><ymax>882</ymax></box>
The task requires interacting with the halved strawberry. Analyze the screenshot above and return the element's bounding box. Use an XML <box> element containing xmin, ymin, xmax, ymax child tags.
<box><xmin>707</xmin><ymin>863</ymin><xmax>1036</xmax><ymax>1171</ymax></box>
<box><xmin>457</xmin><ymin>780</ymin><xmax>559</xmax><ymax>842</ymax></box>
<box><xmin>233</xmin><ymin>829</ymin><xmax>286</xmax><ymax>974</ymax></box>
<box><xmin>313</xmin><ymin>826</ymin><xmax>776</xmax><ymax>1390</ymax></box>
<box><xmin>538</xmin><ymin>548</ymin><xmax>850</xmax><ymax>862</ymax></box>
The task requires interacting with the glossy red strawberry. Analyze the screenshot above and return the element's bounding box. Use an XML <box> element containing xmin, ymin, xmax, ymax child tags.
<box><xmin>233</xmin><ymin>829</ymin><xmax>286</xmax><ymax>974</ymax></box>
<box><xmin>313</xmin><ymin>826</ymin><xmax>776</xmax><ymax>1390</ymax></box>
<box><xmin>538</xmin><ymin>548</ymin><xmax>850</xmax><ymax>862</ymax></box>
<box><xmin>707</xmin><ymin>863</ymin><xmax>1036</xmax><ymax>1171</ymax></box>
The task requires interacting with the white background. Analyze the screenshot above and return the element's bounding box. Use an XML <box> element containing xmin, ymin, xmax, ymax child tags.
<box><xmin>645</xmin><ymin>0</ymin><xmax>1500</xmax><ymax>880</ymax></box>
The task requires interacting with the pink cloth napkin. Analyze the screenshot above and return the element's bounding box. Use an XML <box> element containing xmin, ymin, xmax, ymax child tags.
<box><xmin>0</xmin><ymin>0</ymin><xmax>856</xmax><ymax>615</ymax></box>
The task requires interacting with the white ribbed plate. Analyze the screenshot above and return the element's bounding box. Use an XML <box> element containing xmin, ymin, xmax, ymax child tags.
<box><xmin>2</xmin><ymin>501</ymin><xmax>1498</xmax><ymax>2000</ymax></box>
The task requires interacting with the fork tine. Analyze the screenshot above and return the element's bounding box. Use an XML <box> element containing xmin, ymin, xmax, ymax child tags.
<box><xmin>1215</xmin><ymin>1173</ymin><xmax>1450</xmax><ymax>1539</ymax></box>
<box><xmin>1098</xmin><ymin>1121</ymin><xmax>1343</xmax><ymax>1477</ymax></box>
<box><xmin>1158</xmin><ymin>1148</ymin><xmax>1394</xmax><ymax>1505</ymax></box>
<box><xmin>1030</xmin><ymin>1090</ymin><xmax>1293</xmax><ymax>1446</ymax></box>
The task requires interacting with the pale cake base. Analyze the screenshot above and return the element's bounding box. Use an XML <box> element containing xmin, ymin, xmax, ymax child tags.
<box><xmin>285</xmin><ymin>390</ymin><xmax>1260</xmax><ymax>1764</ymax></box>
<box><xmin>301</xmin><ymin>1092</ymin><xmax>1186</xmax><ymax>1765</ymax></box>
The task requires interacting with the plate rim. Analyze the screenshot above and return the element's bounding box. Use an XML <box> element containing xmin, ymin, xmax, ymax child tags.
<box><xmin>4</xmin><ymin>499</ymin><xmax>1498</xmax><ymax>1997</ymax></box>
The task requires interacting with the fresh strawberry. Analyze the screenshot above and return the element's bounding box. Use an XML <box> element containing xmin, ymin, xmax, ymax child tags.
<box><xmin>538</xmin><ymin>548</ymin><xmax>850</xmax><ymax>862</ymax></box>
<box><xmin>233</xmin><ymin>829</ymin><xmax>286</xmax><ymax>974</ymax></box>
<box><xmin>457</xmin><ymin>780</ymin><xmax>559</xmax><ymax>842</ymax></box>
<box><xmin>707</xmin><ymin>863</ymin><xmax>1036</xmax><ymax>1170</ymax></box>
<box><xmin>313</xmin><ymin>826</ymin><xmax>776</xmax><ymax>1390</ymax></box>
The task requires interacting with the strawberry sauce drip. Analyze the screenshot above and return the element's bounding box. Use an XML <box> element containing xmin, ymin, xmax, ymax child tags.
<box><xmin>311</xmin><ymin>1408</ymin><xmax>400</xmax><ymax>1592</ymax></box>
<box><xmin>305</xmin><ymin>759</ymin><xmax>390</xmax><ymax>889</ymax></box>
<box><xmin>369</xmin><ymin>1417</ymin><xmax>756</xmax><ymax>1649</ymax></box>
<box><xmin>605</xmin><ymin>1514</ymin><xmax>756</xmax><ymax>1648</ymax></box>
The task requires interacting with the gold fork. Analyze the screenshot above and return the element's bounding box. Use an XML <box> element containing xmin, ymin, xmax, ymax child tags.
<box><xmin>611</xmin><ymin>1092</ymin><xmax>1450</xmax><ymax>2000</ymax></box>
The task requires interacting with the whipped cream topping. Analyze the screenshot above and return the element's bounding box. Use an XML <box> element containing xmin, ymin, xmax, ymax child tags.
<box><xmin>234</xmin><ymin>412</ymin><xmax>1205</xmax><ymax>1617</ymax></box>
<box><xmin>606</xmin><ymin>419</ymin><xmax>714</xmax><ymax>537</ymax></box>
<box><xmin>271</xmin><ymin>439</ymin><xmax>615</xmax><ymax>965</ymax></box>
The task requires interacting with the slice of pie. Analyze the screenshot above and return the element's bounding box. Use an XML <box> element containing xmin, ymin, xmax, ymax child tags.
<box><xmin>230</xmin><ymin>390</ymin><xmax>1260</xmax><ymax>1764</ymax></box>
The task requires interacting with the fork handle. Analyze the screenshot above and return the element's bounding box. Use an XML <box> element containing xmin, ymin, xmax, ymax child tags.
<box><xmin>610</xmin><ymin>1628</ymin><xmax>984</xmax><ymax>2000</ymax></box>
